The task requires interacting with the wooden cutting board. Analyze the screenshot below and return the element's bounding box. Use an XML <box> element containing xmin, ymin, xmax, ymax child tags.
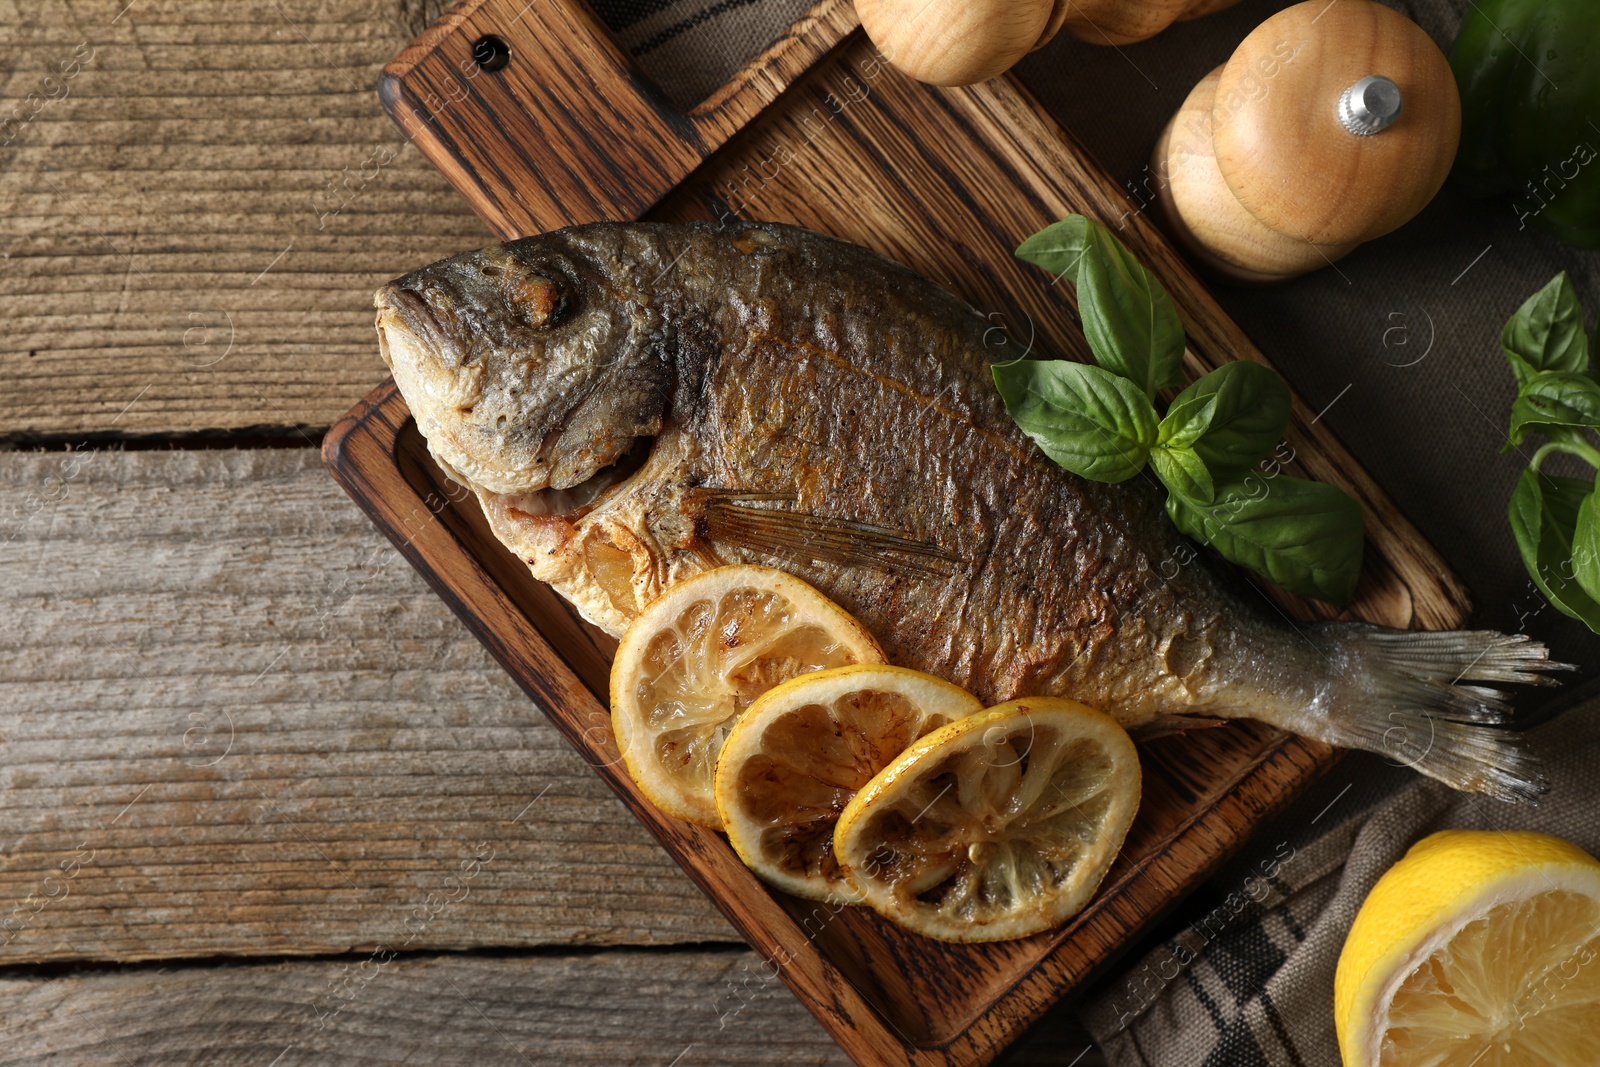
<box><xmin>324</xmin><ymin>1</ymin><xmax>1472</xmax><ymax>1063</ymax></box>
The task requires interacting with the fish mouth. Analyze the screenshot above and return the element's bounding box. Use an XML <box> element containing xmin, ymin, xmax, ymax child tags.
<box><xmin>374</xmin><ymin>286</ymin><xmax>434</xmax><ymax>379</ymax></box>
<box><xmin>375</xmin><ymin>284</ymin><xmax>451</xmax><ymax>360</ymax></box>
<box><xmin>375</xmin><ymin>309</ymin><xmax>399</xmax><ymax>372</ymax></box>
<box><xmin>374</xmin><ymin>302</ymin><xmax>483</xmax><ymax>416</ymax></box>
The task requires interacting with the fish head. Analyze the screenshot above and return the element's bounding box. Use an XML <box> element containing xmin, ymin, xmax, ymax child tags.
<box><xmin>374</xmin><ymin>234</ymin><xmax>673</xmax><ymax>499</ymax></box>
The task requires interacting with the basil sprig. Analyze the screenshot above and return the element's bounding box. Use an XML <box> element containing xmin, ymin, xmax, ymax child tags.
<box><xmin>995</xmin><ymin>215</ymin><xmax>1365</xmax><ymax>604</ymax></box>
<box><xmin>1500</xmin><ymin>273</ymin><xmax>1600</xmax><ymax>631</ymax></box>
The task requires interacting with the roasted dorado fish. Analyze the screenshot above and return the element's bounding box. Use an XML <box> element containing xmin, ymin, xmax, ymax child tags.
<box><xmin>375</xmin><ymin>221</ymin><xmax>1562</xmax><ymax>801</ymax></box>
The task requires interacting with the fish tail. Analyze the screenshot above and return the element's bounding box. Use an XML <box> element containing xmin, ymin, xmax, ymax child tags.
<box><xmin>1301</xmin><ymin>624</ymin><xmax>1573</xmax><ymax>803</ymax></box>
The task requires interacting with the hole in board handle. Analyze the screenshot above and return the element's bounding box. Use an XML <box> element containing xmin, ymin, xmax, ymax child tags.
<box><xmin>471</xmin><ymin>34</ymin><xmax>512</xmax><ymax>73</ymax></box>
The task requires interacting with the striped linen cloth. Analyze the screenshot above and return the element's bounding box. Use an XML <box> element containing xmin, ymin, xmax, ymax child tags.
<box><xmin>588</xmin><ymin>0</ymin><xmax>819</xmax><ymax>107</ymax></box>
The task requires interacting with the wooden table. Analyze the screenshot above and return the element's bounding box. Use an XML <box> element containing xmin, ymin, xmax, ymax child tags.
<box><xmin>0</xmin><ymin>2</ymin><xmax>1108</xmax><ymax>1061</ymax></box>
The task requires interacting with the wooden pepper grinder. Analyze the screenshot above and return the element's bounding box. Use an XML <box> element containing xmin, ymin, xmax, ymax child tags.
<box><xmin>856</xmin><ymin>0</ymin><xmax>1242</xmax><ymax>87</ymax></box>
<box><xmin>1151</xmin><ymin>0</ymin><xmax>1460</xmax><ymax>283</ymax></box>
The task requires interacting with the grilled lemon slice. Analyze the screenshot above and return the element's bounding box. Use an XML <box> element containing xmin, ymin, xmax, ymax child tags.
<box><xmin>1336</xmin><ymin>829</ymin><xmax>1600</xmax><ymax>1067</ymax></box>
<box><xmin>610</xmin><ymin>565</ymin><xmax>884</xmax><ymax>827</ymax></box>
<box><xmin>715</xmin><ymin>665</ymin><xmax>984</xmax><ymax>902</ymax></box>
<box><xmin>833</xmin><ymin>698</ymin><xmax>1140</xmax><ymax>942</ymax></box>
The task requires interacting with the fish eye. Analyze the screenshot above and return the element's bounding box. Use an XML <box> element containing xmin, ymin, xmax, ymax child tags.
<box><xmin>488</xmin><ymin>252</ymin><xmax>578</xmax><ymax>329</ymax></box>
<box><xmin>516</xmin><ymin>273</ymin><xmax>571</xmax><ymax>329</ymax></box>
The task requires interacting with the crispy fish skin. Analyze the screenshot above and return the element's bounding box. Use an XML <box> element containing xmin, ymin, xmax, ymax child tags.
<box><xmin>376</xmin><ymin>220</ymin><xmax>1562</xmax><ymax>801</ymax></box>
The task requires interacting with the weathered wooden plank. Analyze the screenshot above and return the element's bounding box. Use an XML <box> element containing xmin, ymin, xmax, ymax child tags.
<box><xmin>0</xmin><ymin>448</ymin><xmax>731</xmax><ymax>963</ymax></box>
<box><xmin>0</xmin><ymin>0</ymin><xmax>485</xmax><ymax>440</ymax></box>
<box><xmin>0</xmin><ymin>950</ymin><xmax>852</xmax><ymax>1066</ymax></box>
<box><xmin>0</xmin><ymin>949</ymin><xmax>1105</xmax><ymax>1065</ymax></box>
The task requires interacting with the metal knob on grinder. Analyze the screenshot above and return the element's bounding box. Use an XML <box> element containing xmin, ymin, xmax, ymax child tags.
<box><xmin>1150</xmin><ymin>0</ymin><xmax>1461</xmax><ymax>282</ymax></box>
<box><xmin>1339</xmin><ymin>75</ymin><xmax>1403</xmax><ymax>136</ymax></box>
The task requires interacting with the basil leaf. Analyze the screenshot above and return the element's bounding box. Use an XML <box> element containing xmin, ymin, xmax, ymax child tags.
<box><xmin>1573</xmin><ymin>484</ymin><xmax>1600</xmax><ymax>605</ymax></box>
<box><xmin>1015</xmin><ymin>216</ymin><xmax>1091</xmax><ymax>285</ymax></box>
<box><xmin>1507</xmin><ymin>371</ymin><xmax>1600</xmax><ymax>446</ymax></box>
<box><xmin>1508</xmin><ymin>467</ymin><xmax>1600</xmax><ymax>630</ymax></box>
<box><xmin>1166</xmin><ymin>474</ymin><xmax>1364</xmax><ymax>603</ymax></box>
<box><xmin>1151</xmin><ymin>445</ymin><xmax>1214</xmax><ymax>504</ymax></box>
<box><xmin>1075</xmin><ymin>220</ymin><xmax>1187</xmax><ymax>399</ymax></box>
<box><xmin>1502</xmin><ymin>272</ymin><xmax>1589</xmax><ymax>387</ymax></box>
<box><xmin>1155</xmin><ymin>392</ymin><xmax>1215</xmax><ymax>451</ymax></box>
<box><xmin>1161</xmin><ymin>361</ymin><xmax>1290</xmax><ymax>475</ymax></box>
<box><xmin>992</xmin><ymin>359</ymin><xmax>1159</xmax><ymax>483</ymax></box>
<box><xmin>1016</xmin><ymin>215</ymin><xmax>1185</xmax><ymax>398</ymax></box>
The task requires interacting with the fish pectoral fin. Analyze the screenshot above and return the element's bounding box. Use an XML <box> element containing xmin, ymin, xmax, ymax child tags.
<box><xmin>1127</xmin><ymin>714</ymin><xmax>1232</xmax><ymax>741</ymax></box>
<box><xmin>698</xmin><ymin>493</ymin><xmax>960</xmax><ymax>579</ymax></box>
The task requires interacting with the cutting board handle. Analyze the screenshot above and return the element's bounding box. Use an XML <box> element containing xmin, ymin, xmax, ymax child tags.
<box><xmin>381</xmin><ymin>0</ymin><xmax>859</xmax><ymax>239</ymax></box>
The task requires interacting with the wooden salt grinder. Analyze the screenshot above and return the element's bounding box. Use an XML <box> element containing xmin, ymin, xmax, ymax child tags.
<box><xmin>854</xmin><ymin>0</ymin><xmax>1242</xmax><ymax>87</ymax></box>
<box><xmin>1152</xmin><ymin>0</ymin><xmax>1461</xmax><ymax>283</ymax></box>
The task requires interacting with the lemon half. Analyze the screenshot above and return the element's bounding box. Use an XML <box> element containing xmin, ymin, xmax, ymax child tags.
<box><xmin>1336</xmin><ymin>829</ymin><xmax>1600</xmax><ymax>1066</ymax></box>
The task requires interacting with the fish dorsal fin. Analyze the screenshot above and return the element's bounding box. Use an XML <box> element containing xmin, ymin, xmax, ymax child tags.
<box><xmin>698</xmin><ymin>492</ymin><xmax>960</xmax><ymax>579</ymax></box>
